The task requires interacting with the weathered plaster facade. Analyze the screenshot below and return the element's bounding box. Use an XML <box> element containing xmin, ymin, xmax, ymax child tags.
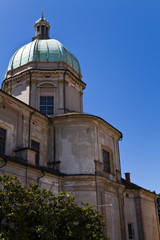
<box><xmin>0</xmin><ymin>16</ymin><xmax>159</xmax><ymax>240</ymax></box>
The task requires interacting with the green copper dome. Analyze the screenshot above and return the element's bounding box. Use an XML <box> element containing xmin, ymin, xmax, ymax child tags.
<box><xmin>6</xmin><ymin>39</ymin><xmax>81</xmax><ymax>75</ymax></box>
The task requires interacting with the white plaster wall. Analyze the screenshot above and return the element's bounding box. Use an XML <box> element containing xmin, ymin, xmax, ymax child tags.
<box><xmin>11</xmin><ymin>81</ymin><xmax>29</xmax><ymax>104</ymax></box>
<box><xmin>39</xmin><ymin>175</ymin><xmax>59</xmax><ymax>193</ymax></box>
<box><xmin>58</xmin><ymin>124</ymin><xmax>95</xmax><ymax>174</ymax></box>
<box><xmin>73</xmin><ymin>191</ymin><xmax>97</xmax><ymax>206</ymax></box>
<box><xmin>66</xmin><ymin>84</ymin><xmax>81</xmax><ymax>112</ymax></box>
<box><xmin>141</xmin><ymin>196</ymin><xmax>159</xmax><ymax>240</ymax></box>
<box><xmin>104</xmin><ymin>192</ymin><xmax>122</xmax><ymax>240</ymax></box>
<box><xmin>55</xmin><ymin>116</ymin><xmax>121</xmax><ymax>178</ymax></box>
<box><xmin>124</xmin><ymin>194</ymin><xmax>139</xmax><ymax>240</ymax></box>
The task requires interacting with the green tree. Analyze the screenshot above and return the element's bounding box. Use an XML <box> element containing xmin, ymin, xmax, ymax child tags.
<box><xmin>0</xmin><ymin>174</ymin><xmax>105</xmax><ymax>240</ymax></box>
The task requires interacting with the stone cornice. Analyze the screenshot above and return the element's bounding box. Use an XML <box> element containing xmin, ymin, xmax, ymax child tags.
<box><xmin>51</xmin><ymin>113</ymin><xmax>123</xmax><ymax>140</ymax></box>
<box><xmin>3</xmin><ymin>68</ymin><xmax>86</xmax><ymax>91</ymax></box>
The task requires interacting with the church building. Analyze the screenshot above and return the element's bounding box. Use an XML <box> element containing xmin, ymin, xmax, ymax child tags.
<box><xmin>0</xmin><ymin>16</ymin><xmax>159</xmax><ymax>240</ymax></box>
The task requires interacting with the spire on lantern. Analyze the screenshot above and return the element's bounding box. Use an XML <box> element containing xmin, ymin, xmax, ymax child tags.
<box><xmin>42</xmin><ymin>10</ymin><xmax>44</xmax><ymax>18</ymax></box>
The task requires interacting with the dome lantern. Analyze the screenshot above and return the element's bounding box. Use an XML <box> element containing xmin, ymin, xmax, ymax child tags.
<box><xmin>32</xmin><ymin>12</ymin><xmax>50</xmax><ymax>40</ymax></box>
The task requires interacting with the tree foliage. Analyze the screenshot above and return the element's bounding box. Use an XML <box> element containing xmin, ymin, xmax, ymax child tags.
<box><xmin>0</xmin><ymin>174</ymin><xmax>105</xmax><ymax>240</ymax></box>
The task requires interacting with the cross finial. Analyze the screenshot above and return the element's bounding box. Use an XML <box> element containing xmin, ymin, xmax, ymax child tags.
<box><xmin>42</xmin><ymin>10</ymin><xmax>44</xmax><ymax>19</ymax></box>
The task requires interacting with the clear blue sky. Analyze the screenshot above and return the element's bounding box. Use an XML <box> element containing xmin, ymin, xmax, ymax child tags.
<box><xmin>0</xmin><ymin>0</ymin><xmax>160</xmax><ymax>193</ymax></box>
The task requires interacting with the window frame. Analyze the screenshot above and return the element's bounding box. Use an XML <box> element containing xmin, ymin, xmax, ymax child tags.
<box><xmin>101</xmin><ymin>145</ymin><xmax>114</xmax><ymax>174</ymax></box>
<box><xmin>37</xmin><ymin>26</ymin><xmax>40</xmax><ymax>34</ymax></box>
<box><xmin>0</xmin><ymin>127</ymin><xmax>6</xmax><ymax>154</ymax></box>
<box><xmin>102</xmin><ymin>149</ymin><xmax>111</xmax><ymax>173</ymax></box>
<box><xmin>128</xmin><ymin>223</ymin><xmax>134</xmax><ymax>239</ymax></box>
<box><xmin>40</xmin><ymin>96</ymin><xmax>54</xmax><ymax>116</ymax></box>
<box><xmin>41</xmin><ymin>25</ymin><xmax>45</xmax><ymax>35</ymax></box>
<box><xmin>31</xmin><ymin>140</ymin><xmax>40</xmax><ymax>166</ymax></box>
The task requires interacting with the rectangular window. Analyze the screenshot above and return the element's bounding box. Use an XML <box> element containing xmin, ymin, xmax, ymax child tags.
<box><xmin>40</xmin><ymin>96</ymin><xmax>54</xmax><ymax>115</ymax></box>
<box><xmin>41</xmin><ymin>26</ymin><xmax>45</xmax><ymax>35</ymax></box>
<box><xmin>128</xmin><ymin>223</ymin><xmax>134</xmax><ymax>239</ymax></box>
<box><xmin>37</xmin><ymin>26</ymin><xmax>40</xmax><ymax>34</ymax></box>
<box><xmin>31</xmin><ymin>140</ymin><xmax>40</xmax><ymax>166</ymax></box>
<box><xmin>103</xmin><ymin>149</ymin><xmax>110</xmax><ymax>172</ymax></box>
<box><xmin>0</xmin><ymin>128</ymin><xmax>6</xmax><ymax>154</ymax></box>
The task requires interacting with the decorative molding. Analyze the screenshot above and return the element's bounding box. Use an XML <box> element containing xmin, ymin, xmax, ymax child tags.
<box><xmin>37</xmin><ymin>82</ymin><xmax>57</xmax><ymax>88</ymax></box>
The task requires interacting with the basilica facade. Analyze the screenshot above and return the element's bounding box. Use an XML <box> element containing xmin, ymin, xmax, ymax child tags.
<box><xmin>0</xmin><ymin>16</ymin><xmax>159</xmax><ymax>240</ymax></box>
